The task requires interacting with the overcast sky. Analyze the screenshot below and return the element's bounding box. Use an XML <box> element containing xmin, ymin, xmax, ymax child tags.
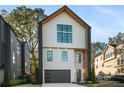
<box><xmin>0</xmin><ymin>5</ymin><xmax>124</xmax><ymax>43</ymax></box>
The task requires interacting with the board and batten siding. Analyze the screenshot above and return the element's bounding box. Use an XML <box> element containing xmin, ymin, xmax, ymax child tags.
<box><xmin>42</xmin><ymin>12</ymin><xmax>86</xmax><ymax>49</ymax></box>
<box><xmin>10</xmin><ymin>30</ymin><xmax>22</xmax><ymax>79</ymax></box>
<box><xmin>0</xmin><ymin>69</ymin><xmax>4</xmax><ymax>85</ymax></box>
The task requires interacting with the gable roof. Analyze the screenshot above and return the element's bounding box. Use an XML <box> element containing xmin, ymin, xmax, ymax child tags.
<box><xmin>39</xmin><ymin>5</ymin><xmax>91</xmax><ymax>29</ymax></box>
<box><xmin>103</xmin><ymin>44</ymin><xmax>117</xmax><ymax>54</ymax></box>
<box><xmin>0</xmin><ymin>15</ymin><xmax>21</xmax><ymax>44</ymax></box>
<box><xmin>95</xmin><ymin>44</ymin><xmax>117</xmax><ymax>58</ymax></box>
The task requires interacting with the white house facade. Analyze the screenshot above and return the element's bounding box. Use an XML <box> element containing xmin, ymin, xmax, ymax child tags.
<box><xmin>38</xmin><ymin>6</ymin><xmax>91</xmax><ymax>83</ymax></box>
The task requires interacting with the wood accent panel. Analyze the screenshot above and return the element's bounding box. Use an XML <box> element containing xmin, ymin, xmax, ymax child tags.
<box><xmin>83</xmin><ymin>50</ymin><xmax>88</xmax><ymax>80</ymax></box>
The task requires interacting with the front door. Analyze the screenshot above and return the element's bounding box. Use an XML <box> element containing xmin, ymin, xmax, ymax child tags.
<box><xmin>76</xmin><ymin>69</ymin><xmax>81</xmax><ymax>83</ymax></box>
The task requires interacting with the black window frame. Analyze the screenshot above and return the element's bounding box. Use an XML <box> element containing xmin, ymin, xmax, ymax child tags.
<box><xmin>57</xmin><ymin>24</ymin><xmax>72</xmax><ymax>43</ymax></box>
<box><xmin>62</xmin><ymin>51</ymin><xmax>68</xmax><ymax>62</ymax></box>
<box><xmin>47</xmin><ymin>51</ymin><xmax>53</xmax><ymax>61</ymax></box>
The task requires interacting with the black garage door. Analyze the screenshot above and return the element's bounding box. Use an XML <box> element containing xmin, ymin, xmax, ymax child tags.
<box><xmin>45</xmin><ymin>70</ymin><xmax>70</xmax><ymax>83</ymax></box>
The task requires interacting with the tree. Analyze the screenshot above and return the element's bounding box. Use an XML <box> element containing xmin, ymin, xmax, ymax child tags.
<box><xmin>91</xmin><ymin>42</ymin><xmax>107</xmax><ymax>82</ymax></box>
<box><xmin>35</xmin><ymin>66</ymin><xmax>40</xmax><ymax>84</ymax></box>
<box><xmin>108</xmin><ymin>32</ymin><xmax>124</xmax><ymax>44</ymax></box>
<box><xmin>0</xmin><ymin>6</ymin><xmax>47</xmax><ymax>81</ymax></box>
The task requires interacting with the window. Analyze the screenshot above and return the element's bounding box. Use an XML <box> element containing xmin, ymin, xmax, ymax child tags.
<box><xmin>110</xmin><ymin>52</ymin><xmax>113</xmax><ymax>57</ymax></box>
<box><xmin>118</xmin><ymin>56</ymin><xmax>124</xmax><ymax>65</ymax></box>
<box><xmin>62</xmin><ymin>51</ymin><xmax>68</xmax><ymax>62</ymax></box>
<box><xmin>121</xmin><ymin>57</ymin><xmax>124</xmax><ymax>64</ymax></box>
<box><xmin>75</xmin><ymin>53</ymin><xmax>81</xmax><ymax>63</ymax></box>
<box><xmin>117</xmin><ymin>58</ymin><xmax>120</xmax><ymax>65</ymax></box>
<box><xmin>106</xmin><ymin>53</ymin><xmax>113</xmax><ymax>59</ymax></box>
<box><xmin>102</xmin><ymin>64</ymin><xmax>104</xmax><ymax>67</ymax></box>
<box><xmin>96</xmin><ymin>65</ymin><xmax>98</xmax><ymax>69</ymax></box>
<box><xmin>47</xmin><ymin>51</ymin><xmax>53</xmax><ymax>61</ymax></box>
<box><xmin>12</xmin><ymin>52</ymin><xmax>15</xmax><ymax>64</ymax></box>
<box><xmin>121</xmin><ymin>68</ymin><xmax>124</xmax><ymax>73</ymax></box>
<box><xmin>57</xmin><ymin>24</ymin><xmax>72</xmax><ymax>43</ymax></box>
<box><xmin>17</xmin><ymin>44</ymin><xmax>20</xmax><ymax>55</ymax></box>
<box><xmin>117</xmin><ymin>68</ymin><xmax>120</xmax><ymax>73</ymax></box>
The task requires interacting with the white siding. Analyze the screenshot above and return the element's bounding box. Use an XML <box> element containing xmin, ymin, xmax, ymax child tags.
<box><xmin>43</xmin><ymin>48</ymin><xmax>74</xmax><ymax>69</ymax></box>
<box><xmin>42</xmin><ymin>12</ymin><xmax>86</xmax><ymax>49</ymax></box>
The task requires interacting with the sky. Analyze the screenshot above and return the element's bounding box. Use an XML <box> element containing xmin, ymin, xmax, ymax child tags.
<box><xmin>0</xmin><ymin>5</ymin><xmax>124</xmax><ymax>43</ymax></box>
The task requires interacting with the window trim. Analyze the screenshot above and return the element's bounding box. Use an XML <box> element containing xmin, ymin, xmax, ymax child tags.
<box><xmin>62</xmin><ymin>51</ymin><xmax>68</xmax><ymax>62</ymax></box>
<box><xmin>47</xmin><ymin>50</ymin><xmax>53</xmax><ymax>61</ymax></box>
<box><xmin>57</xmin><ymin>24</ymin><xmax>72</xmax><ymax>43</ymax></box>
<box><xmin>75</xmin><ymin>53</ymin><xmax>81</xmax><ymax>63</ymax></box>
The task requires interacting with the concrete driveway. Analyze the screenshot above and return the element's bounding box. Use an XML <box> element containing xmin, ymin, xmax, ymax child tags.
<box><xmin>42</xmin><ymin>83</ymin><xmax>84</xmax><ymax>87</ymax></box>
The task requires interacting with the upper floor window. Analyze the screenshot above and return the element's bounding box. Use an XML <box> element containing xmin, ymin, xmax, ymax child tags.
<box><xmin>47</xmin><ymin>51</ymin><xmax>53</xmax><ymax>61</ymax></box>
<box><xmin>57</xmin><ymin>24</ymin><xmax>72</xmax><ymax>43</ymax></box>
<box><xmin>62</xmin><ymin>51</ymin><xmax>68</xmax><ymax>62</ymax></box>
<box><xmin>12</xmin><ymin>52</ymin><xmax>15</xmax><ymax>64</ymax></box>
<box><xmin>75</xmin><ymin>53</ymin><xmax>81</xmax><ymax>63</ymax></box>
<box><xmin>117</xmin><ymin>56</ymin><xmax>124</xmax><ymax>65</ymax></box>
<box><xmin>106</xmin><ymin>52</ymin><xmax>113</xmax><ymax>59</ymax></box>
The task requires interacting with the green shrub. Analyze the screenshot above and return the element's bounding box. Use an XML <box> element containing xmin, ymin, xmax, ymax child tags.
<box><xmin>91</xmin><ymin>64</ymin><xmax>96</xmax><ymax>83</ymax></box>
<box><xmin>3</xmin><ymin>68</ymin><xmax>10</xmax><ymax>87</ymax></box>
<box><xmin>35</xmin><ymin>67</ymin><xmax>40</xmax><ymax>84</ymax></box>
<box><xmin>18</xmin><ymin>74</ymin><xmax>31</xmax><ymax>84</ymax></box>
<box><xmin>9</xmin><ymin>79</ymin><xmax>22</xmax><ymax>86</ymax></box>
<box><xmin>31</xmin><ymin>66</ymin><xmax>40</xmax><ymax>84</ymax></box>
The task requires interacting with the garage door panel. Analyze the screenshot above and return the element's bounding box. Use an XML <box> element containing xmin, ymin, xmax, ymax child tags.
<box><xmin>45</xmin><ymin>70</ymin><xmax>70</xmax><ymax>83</ymax></box>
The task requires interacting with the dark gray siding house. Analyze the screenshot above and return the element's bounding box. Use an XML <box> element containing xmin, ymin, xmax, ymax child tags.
<box><xmin>0</xmin><ymin>16</ymin><xmax>9</xmax><ymax>84</ymax></box>
<box><xmin>21</xmin><ymin>42</ymin><xmax>30</xmax><ymax>75</ymax></box>
<box><xmin>0</xmin><ymin>16</ymin><xmax>22</xmax><ymax>83</ymax></box>
<box><xmin>10</xmin><ymin>29</ymin><xmax>22</xmax><ymax>79</ymax></box>
<box><xmin>0</xmin><ymin>15</ymin><xmax>31</xmax><ymax>86</ymax></box>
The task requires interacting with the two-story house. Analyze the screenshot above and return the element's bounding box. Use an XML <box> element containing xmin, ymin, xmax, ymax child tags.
<box><xmin>38</xmin><ymin>6</ymin><xmax>91</xmax><ymax>83</ymax></box>
<box><xmin>95</xmin><ymin>44</ymin><xmax>124</xmax><ymax>77</ymax></box>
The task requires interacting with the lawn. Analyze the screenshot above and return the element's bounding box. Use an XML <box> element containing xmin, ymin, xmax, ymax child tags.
<box><xmin>85</xmin><ymin>80</ymin><xmax>124</xmax><ymax>87</ymax></box>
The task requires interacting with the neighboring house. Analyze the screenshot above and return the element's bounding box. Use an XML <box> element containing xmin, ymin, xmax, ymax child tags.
<box><xmin>95</xmin><ymin>53</ymin><xmax>104</xmax><ymax>76</ymax></box>
<box><xmin>0</xmin><ymin>15</ymin><xmax>22</xmax><ymax>80</ymax></box>
<box><xmin>0</xmin><ymin>67</ymin><xmax>4</xmax><ymax>85</ymax></box>
<box><xmin>21</xmin><ymin>42</ymin><xmax>31</xmax><ymax>75</ymax></box>
<box><xmin>0</xmin><ymin>16</ymin><xmax>30</xmax><ymax>85</ymax></box>
<box><xmin>95</xmin><ymin>44</ymin><xmax>124</xmax><ymax>77</ymax></box>
<box><xmin>0</xmin><ymin>64</ymin><xmax>3</xmax><ymax>85</ymax></box>
<box><xmin>115</xmin><ymin>44</ymin><xmax>124</xmax><ymax>75</ymax></box>
<box><xmin>10</xmin><ymin>28</ymin><xmax>22</xmax><ymax>79</ymax></box>
<box><xmin>38</xmin><ymin>6</ymin><xmax>91</xmax><ymax>83</ymax></box>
